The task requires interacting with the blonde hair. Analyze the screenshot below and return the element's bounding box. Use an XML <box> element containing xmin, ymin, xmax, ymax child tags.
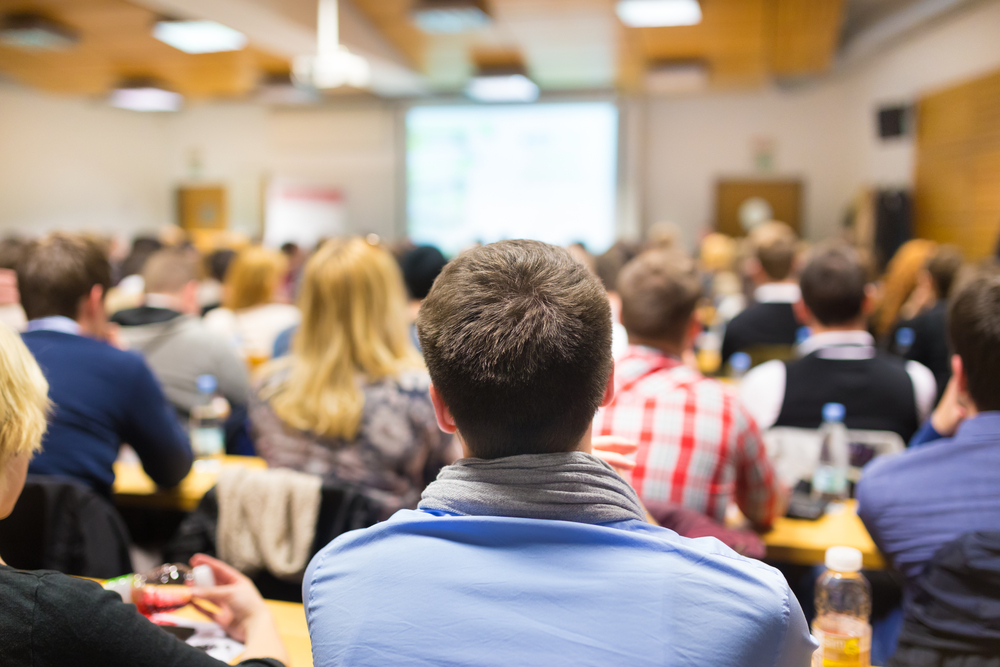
<box><xmin>267</xmin><ymin>238</ymin><xmax>421</xmax><ymax>440</ymax></box>
<box><xmin>874</xmin><ymin>239</ymin><xmax>937</xmax><ymax>337</ymax></box>
<box><xmin>223</xmin><ymin>246</ymin><xmax>287</xmax><ymax>311</ymax></box>
<box><xmin>0</xmin><ymin>324</ymin><xmax>49</xmax><ymax>483</ymax></box>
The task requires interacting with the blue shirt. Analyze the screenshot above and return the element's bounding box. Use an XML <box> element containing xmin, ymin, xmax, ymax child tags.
<box><xmin>857</xmin><ymin>412</ymin><xmax>1000</xmax><ymax>587</ymax></box>
<box><xmin>304</xmin><ymin>509</ymin><xmax>816</xmax><ymax>667</ymax></box>
<box><xmin>23</xmin><ymin>330</ymin><xmax>192</xmax><ymax>495</ymax></box>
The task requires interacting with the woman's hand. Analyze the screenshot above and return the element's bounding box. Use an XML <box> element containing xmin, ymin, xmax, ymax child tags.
<box><xmin>591</xmin><ymin>436</ymin><xmax>638</xmax><ymax>474</ymax></box>
<box><xmin>930</xmin><ymin>375</ymin><xmax>969</xmax><ymax>438</ymax></box>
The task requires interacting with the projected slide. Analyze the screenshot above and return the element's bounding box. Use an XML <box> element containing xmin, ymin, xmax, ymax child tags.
<box><xmin>406</xmin><ymin>103</ymin><xmax>618</xmax><ymax>256</ymax></box>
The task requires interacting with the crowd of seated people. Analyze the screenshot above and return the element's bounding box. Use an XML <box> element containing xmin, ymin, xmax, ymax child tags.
<box><xmin>3</xmin><ymin>220</ymin><xmax>1000</xmax><ymax>666</ymax></box>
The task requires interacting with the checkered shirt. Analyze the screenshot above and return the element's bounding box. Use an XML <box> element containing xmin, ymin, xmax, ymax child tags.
<box><xmin>594</xmin><ymin>345</ymin><xmax>780</xmax><ymax>526</ymax></box>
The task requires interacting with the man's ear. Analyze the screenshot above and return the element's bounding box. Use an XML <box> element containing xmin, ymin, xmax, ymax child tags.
<box><xmin>861</xmin><ymin>283</ymin><xmax>878</xmax><ymax>316</ymax></box>
<box><xmin>78</xmin><ymin>284</ymin><xmax>104</xmax><ymax>321</ymax></box>
<box><xmin>429</xmin><ymin>383</ymin><xmax>458</xmax><ymax>434</ymax></box>
<box><xmin>600</xmin><ymin>362</ymin><xmax>616</xmax><ymax>408</ymax></box>
<box><xmin>792</xmin><ymin>299</ymin><xmax>812</xmax><ymax>326</ymax></box>
<box><xmin>952</xmin><ymin>354</ymin><xmax>969</xmax><ymax>399</ymax></box>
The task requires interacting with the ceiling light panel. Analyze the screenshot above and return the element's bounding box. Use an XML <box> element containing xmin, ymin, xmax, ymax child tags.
<box><xmin>616</xmin><ymin>0</ymin><xmax>702</xmax><ymax>28</ymax></box>
<box><xmin>153</xmin><ymin>20</ymin><xmax>248</xmax><ymax>54</ymax></box>
<box><xmin>466</xmin><ymin>74</ymin><xmax>539</xmax><ymax>103</ymax></box>
<box><xmin>413</xmin><ymin>0</ymin><xmax>491</xmax><ymax>34</ymax></box>
<box><xmin>110</xmin><ymin>86</ymin><xmax>183</xmax><ymax>112</ymax></box>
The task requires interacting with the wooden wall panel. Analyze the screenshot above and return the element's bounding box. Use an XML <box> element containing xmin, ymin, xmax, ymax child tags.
<box><xmin>915</xmin><ymin>69</ymin><xmax>1000</xmax><ymax>260</ymax></box>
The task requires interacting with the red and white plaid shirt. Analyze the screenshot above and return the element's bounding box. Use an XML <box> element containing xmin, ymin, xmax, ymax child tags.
<box><xmin>594</xmin><ymin>345</ymin><xmax>781</xmax><ymax>526</ymax></box>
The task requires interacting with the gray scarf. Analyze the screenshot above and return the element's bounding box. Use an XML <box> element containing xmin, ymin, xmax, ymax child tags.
<box><xmin>418</xmin><ymin>451</ymin><xmax>647</xmax><ymax>525</ymax></box>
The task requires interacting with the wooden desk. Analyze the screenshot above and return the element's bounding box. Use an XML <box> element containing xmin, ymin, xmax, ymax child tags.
<box><xmin>174</xmin><ymin>600</ymin><xmax>312</xmax><ymax>667</ymax></box>
<box><xmin>113</xmin><ymin>456</ymin><xmax>267</xmax><ymax>512</ymax></box>
<box><xmin>761</xmin><ymin>500</ymin><xmax>884</xmax><ymax>569</ymax></box>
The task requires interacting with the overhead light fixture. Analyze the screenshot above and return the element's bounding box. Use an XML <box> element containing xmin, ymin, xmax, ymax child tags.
<box><xmin>293</xmin><ymin>0</ymin><xmax>370</xmax><ymax>90</ymax></box>
<box><xmin>616</xmin><ymin>0</ymin><xmax>702</xmax><ymax>27</ymax></box>
<box><xmin>153</xmin><ymin>19</ymin><xmax>247</xmax><ymax>54</ymax></box>
<box><xmin>0</xmin><ymin>12</ymin><xmax>78</xmax><ymax>51</ymax></box>
<box><xmin>109</xmin><ymin>79</ymin><xmax>183</xmax><ymax>112</ymax></box>
<box><xmin>645</xmin><ymin>59</ymin><xmax>708</xmax><ymax>94</ymax></box>
<box><xmin>466</xmin><ymin>70</ymin><xmax>539</xmax><ymax>103</ymax></box>
<box><xmin>412</xmin><ymin>0</ymin><xmax>491</xmax><ymax>34</ymax></box>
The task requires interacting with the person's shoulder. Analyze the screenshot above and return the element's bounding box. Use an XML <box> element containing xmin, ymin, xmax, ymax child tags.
<box><xmin>740</xmin><ymin>358</ymin><xmax>786</xmax><ymax>389</ymax></box>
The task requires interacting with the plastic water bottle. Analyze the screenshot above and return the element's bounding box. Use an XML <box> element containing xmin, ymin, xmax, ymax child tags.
<box><xmin>812</xmin><ymin>402</ymin><xmax>849</xmax><ymax>500</ymax></box>
<box><xmin>189</xmin><ymin>374</ymin><xmax>225</xmax><ymax>457</ymax></box>
<box><xmin>895</xmin><ymin>327</ymin><xmax>915</xmax><ymax>355</ymax></box>
<box><xmin>729</xmin><ymin>351</ymin><xmax>752</xmax><ymax>380</ymax></box>
<box><xmin>812</xmin><ymin>546</ymin><xmax>872</xmax><ymax>667</ymax></box>
<box><xmin>104</xmin><ymin>563</ymin><xmax>215</xmax><ymax>616</ymax></box>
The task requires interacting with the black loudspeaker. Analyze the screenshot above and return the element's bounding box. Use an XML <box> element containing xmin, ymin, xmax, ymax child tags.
<box><xmin>878</xmin><ymin>105</ymin><xmax>910</xmax><ymax>139</ymax></box>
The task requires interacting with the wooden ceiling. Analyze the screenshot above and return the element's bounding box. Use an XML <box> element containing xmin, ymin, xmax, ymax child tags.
<box><xmin>0</xmin><ymin>0</ymin><xmax>287</xmax><ymax>98</ymax></box>
<box><xmin>0</xmin><ymin>0</ymin><xmax>849</xmax><ymax>99</ymax></box>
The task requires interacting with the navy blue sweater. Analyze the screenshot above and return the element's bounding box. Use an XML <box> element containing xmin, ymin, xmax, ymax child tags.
<box><xmin>23</xmin><ymin>331</ymin><xmax>192</xmax><ymax>496</ymax></box>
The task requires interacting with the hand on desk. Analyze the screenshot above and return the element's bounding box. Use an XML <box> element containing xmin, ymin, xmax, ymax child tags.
<box><xmin>189</xmin><ymin>554</ymin><xmax>289</xmax><ymax>665</ymax></box>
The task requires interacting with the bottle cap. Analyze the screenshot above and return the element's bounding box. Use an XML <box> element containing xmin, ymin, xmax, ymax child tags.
<box><xmin>191</xmin><ymin>564</ymin><xmax>216</xmax><ymax>588</ymax></box>
<box><xmin>896</xmin><ymin>327</ymin><xmax>916</xmax><ymax>348</ymax></box>
<box><xmin>825</xmin><ymin>546</ymin><xmax>863</xmax><ymax>572</ymax></box>
<box><xmin>822</xmin><ymin>402</ymin><xmax>846</xmax><ymax>423</ymax></box>
<box><xmin>730</xmin><ymin>352</ymin><xmax>751</xmax><ymax>374</ymax></box>
<box><xmin>196</xmin><ymin>375</ymin><xmax>218</xmax><ymax>394</ymax></box>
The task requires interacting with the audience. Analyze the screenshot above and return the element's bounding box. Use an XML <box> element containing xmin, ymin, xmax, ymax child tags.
<box><xmin>303</xmin><ymin>240</ymin><xmax>817</xmax><ymax>666</ymax></box>
<box><xmin>0</xmin><ymin>322</ymin><xmax>289</xmax><ymax>667</ymax></box>
<box><xmin>872</xmin><ymin>238</ymin><xmax>937</xmax><ymax>345</ymax></box>
<box><xmin>250</xmin><ymin>238</ymin><xmax>458</xmax><ymax>515</ymax></box>
<box><xmin>399</xmin><ymin>244</ymin><xmax>448</xmax><ymax>350</ymax></box>
<box><xmin>112</xmin><ymin>248</ymin><xmax>250</xmax><ymax>423</ymax></box>
<box><xmin>16</xmin><ymin>234</ymin><xmax>191</xmax><ymax>495</ymax></box>
<box><xmin>204</xmin><ymin>246</ymin><xmax>300</xmax><ymax>362</ymax></box>
<box><xmin>721</xmin><ymin>222</ymin><xmax>801</xmax><ymax>365</ymax></box>
<box><xmin>740</xmin><ymin>243</ymin><xmax>935</xmax><ymax>441</ymax></box>
<box><xmin>889</xmin><ymin>244</ymin><xmax>964</xmax><ymax>404</ymax></box>
<box><xmin>593</xmin><ymin>249</ymin><xmax>784</xmax><ymax>527</ymax></box>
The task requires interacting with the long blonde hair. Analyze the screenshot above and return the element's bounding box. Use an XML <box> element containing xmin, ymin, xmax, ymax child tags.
<box><xmin>0</xmin><ymin>324</ymin><xmax>50</xmax><ymax>490</ymax></box>
<box><xmin>874</xmin><ymin>239</ymin><xmax>937</xmax><ymax>337</ymax></box>
<box><xmin>269</xmin><ymin>238</ymin><xmax>421</xmax><ymax>439</ymax></box>
<box><xmin>223</xmin><ymin>246</ymin><xmax>287</xmax><ymax>311</ymax></box>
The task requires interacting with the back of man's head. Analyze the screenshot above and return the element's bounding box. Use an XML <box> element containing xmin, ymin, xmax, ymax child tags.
<box><xmin>617</xmin><ymin>250</ymin><xmax>702</xmax><ymax>344</ymax></box>
<box><xmin>17</xmin><ymin>233</ymin><xmax>111</xmax><ymax>321</ymax></box>
<box><xmin>927</xmin><ymin>245</ymin><xmax>963</xmax><ymax>300</ymax></box>
<box><xmin>948</xmin><ymin>273</ymin><xmax>1000</xmax><ymax>412</ymax></box>
<box><xmin>143</xmin><ymin>249</ymin><xmax>198</xmax><ymax>295</ymax></box>
<box><xmin>401</xmin><ymin>245</ymin><xmax>447</xmax><ymax>301</ymax></box>
<box><xmin>750</xmin><ymin>222</ymin><xmax>797</xmax><ymax>282</ymax></box>
<box><xmin>799</xmin><ymin>244</ymin><xmax>868</xmax><ymax>326</ymax></box>
<box><xmin>417</xmin><ymin>240</ymin><xmax>613</xmax><ymax>459</ymax></box>
<box><xmin>595</xmin><ymin>241</ymin><xmax>639</xmax><ymax>292</ymax></box>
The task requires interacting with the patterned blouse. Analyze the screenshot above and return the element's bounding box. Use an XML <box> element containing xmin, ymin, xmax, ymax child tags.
<box><xmin>249</xmin><ymin>369</ymin><xmax>458</xmax><ymax>518</ymax></box>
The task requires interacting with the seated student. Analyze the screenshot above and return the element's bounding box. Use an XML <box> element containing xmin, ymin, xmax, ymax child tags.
<box><xmin>740</xmin><ymin>243</ymin><xmax>935</xmax><ymax>442</ymax></box>
<box><xmin>304</xmin><ymin>240</ymin><xmax>817</xmax><ymax>666</ymax></box>
<box><xmin>592</xmin><ymin>249</ymin><xmax>784</xmax><ymax>527</ymax></box>
<box><xmin>889</xmin><ymin>244</ymin><xmax>964</xmax><ymax>405</ymax></box>
<box><xmin>400</xmin><ymin>244</ymin><xmax>448</xmax><ymax>351</ymax></box>
<box><xmin>112</xmin><ymin>248</ymin><xmax>251</xmax><ymax>422</ymax></box>
<box><xmin>721</xmin><ymin>222</ymin><xmax>801</xmax><ymax>365</ymax></box>
<box><xmin>17</xmin><ymin>233</ymin><xmax>191</xmax><ymax>495</ymax></box>
<box><xmin>204</xmin><ymin>246</ymin><xmax>300</xmax><ymax>362</ymax></box>
<box><xmin>858</xmin><ymin>273</ymin><xmax>1000</xmax><ymax>591</ymax></box>
<box><xmin>251</xmin><ymin>238</ymin><xmax>458</xmax><ymax>514</ymax></box>
<box><xmin>0</xmin><ymin>322</ymin><xmax>288</xmax><ymax>667</ymax></box>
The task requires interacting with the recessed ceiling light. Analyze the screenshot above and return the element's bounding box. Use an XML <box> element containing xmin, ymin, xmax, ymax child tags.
<box><xmin>413</xmin><ymin>0</ymin><xmax>491</xmax><ymax>34</ymax></box>
<box><xmin>153</xmin><ymin>19</ymin><xmax>247</xmax><ymax>54</ymax></box>
<box><xmin>110</xmin><ymin>82</ymin><xmax>183</xmax><ymax>112</ymax></box>
<box><xmin>616</xmin><ymin>0</ymin><xmax>702</xmax><ymax>28</ymax></box>
<box><xmin>466</xmin><ymin>73</ymin><xmax>539</xmax><ymax>103</ymax></box>
<box><xmin>0</xmin><ymin>12</ymin><xmax>78</xmax><ymax>51</ymax></box>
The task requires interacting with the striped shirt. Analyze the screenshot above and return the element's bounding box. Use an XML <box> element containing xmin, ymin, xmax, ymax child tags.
<box><xmin>594</xmin><ymin>345</ymin><xmax>781</xmax><ymax>526</ymax></box>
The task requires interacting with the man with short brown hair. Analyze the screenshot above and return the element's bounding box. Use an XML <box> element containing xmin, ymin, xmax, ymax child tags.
<box><xmin>721</xmin><ymin>222</ymin><xmax>801</xmax><ymax>365</ymax></box>
<box><xmin>594</xmin><ymin>249</ymin><xmax>784</xmax><ymax>527</ymax></box>
<box><xmin>19</xmin><ymin>233</ymin><xmax>191</xmax><ymax>495</ymax></box>
<box><xmin>304</xmin><ymin>240</ymin><xmax>815</xmax><ymax>667</ymax></box>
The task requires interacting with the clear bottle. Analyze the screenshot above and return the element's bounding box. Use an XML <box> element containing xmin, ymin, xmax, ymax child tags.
<box><xmin>812</xmin><ymin>546</ymin><xmax>872</xmax><ymax>667</ymax></box>
<box><xmin>812</xmin><ymin>402</ymin><xmax>849</xmax><ymax>500</ymax></box>
<box><xmin>189</xmin><ymin>374</ymin><xmax>225</xmax><ymax>457</ymax></box>
<box><xmin>104</xmin><ymin>563</ymin><xmax>215</xmax><ymax>616</ymax></box>
<box><xmin>729</xmin><ymin>351</ymin><xmax>752</xmax><ymax>380</ymax></box>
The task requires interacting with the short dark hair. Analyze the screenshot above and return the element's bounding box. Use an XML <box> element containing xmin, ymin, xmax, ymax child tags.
<box><xmin>17</xmin><ymin>233</ymin><xmax>112</xmax><ymax>321</ymax></box>
<box><xmin>0</xmin><ymin>237</ymin><xmax>26</xmax><ymax>271</ymax></box>
<box><xmin>617</xmin><ymin>250</ymin><xmax>702</xmax><ymax>343</ymax></box>
<box><xmin>401</xmin><ymin>245</ymin><xmax>447</xmax><ymax>300</ymax></box>
<box><xmin>751</xmin><ymin>222</ymin><xmax>797</xmax><ymax>281</ymax></box>
<box><xmin>799</xmin><ymin>244</ymin><xmax>868</xmax><ymax>326</ymax></box>
<box><xmin>417</xmin><ymin>240</ymin><xmax>613</xmax><ymax>459</ymax></box>
<box><xmin>927</xmin><ymin>245</ymin><xmax>963</xmax><ymax>300</ymax></box>
<box><xmin>948</xmin><ymin>274</ymin><xmax>1000</xmax><ymax>411</ymax></box>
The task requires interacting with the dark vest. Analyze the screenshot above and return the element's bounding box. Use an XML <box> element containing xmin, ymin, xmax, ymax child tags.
<box><xmin>774</xmin><ymin>350</ymin><xmax>919</xmax><ymax>442</ymax></box>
